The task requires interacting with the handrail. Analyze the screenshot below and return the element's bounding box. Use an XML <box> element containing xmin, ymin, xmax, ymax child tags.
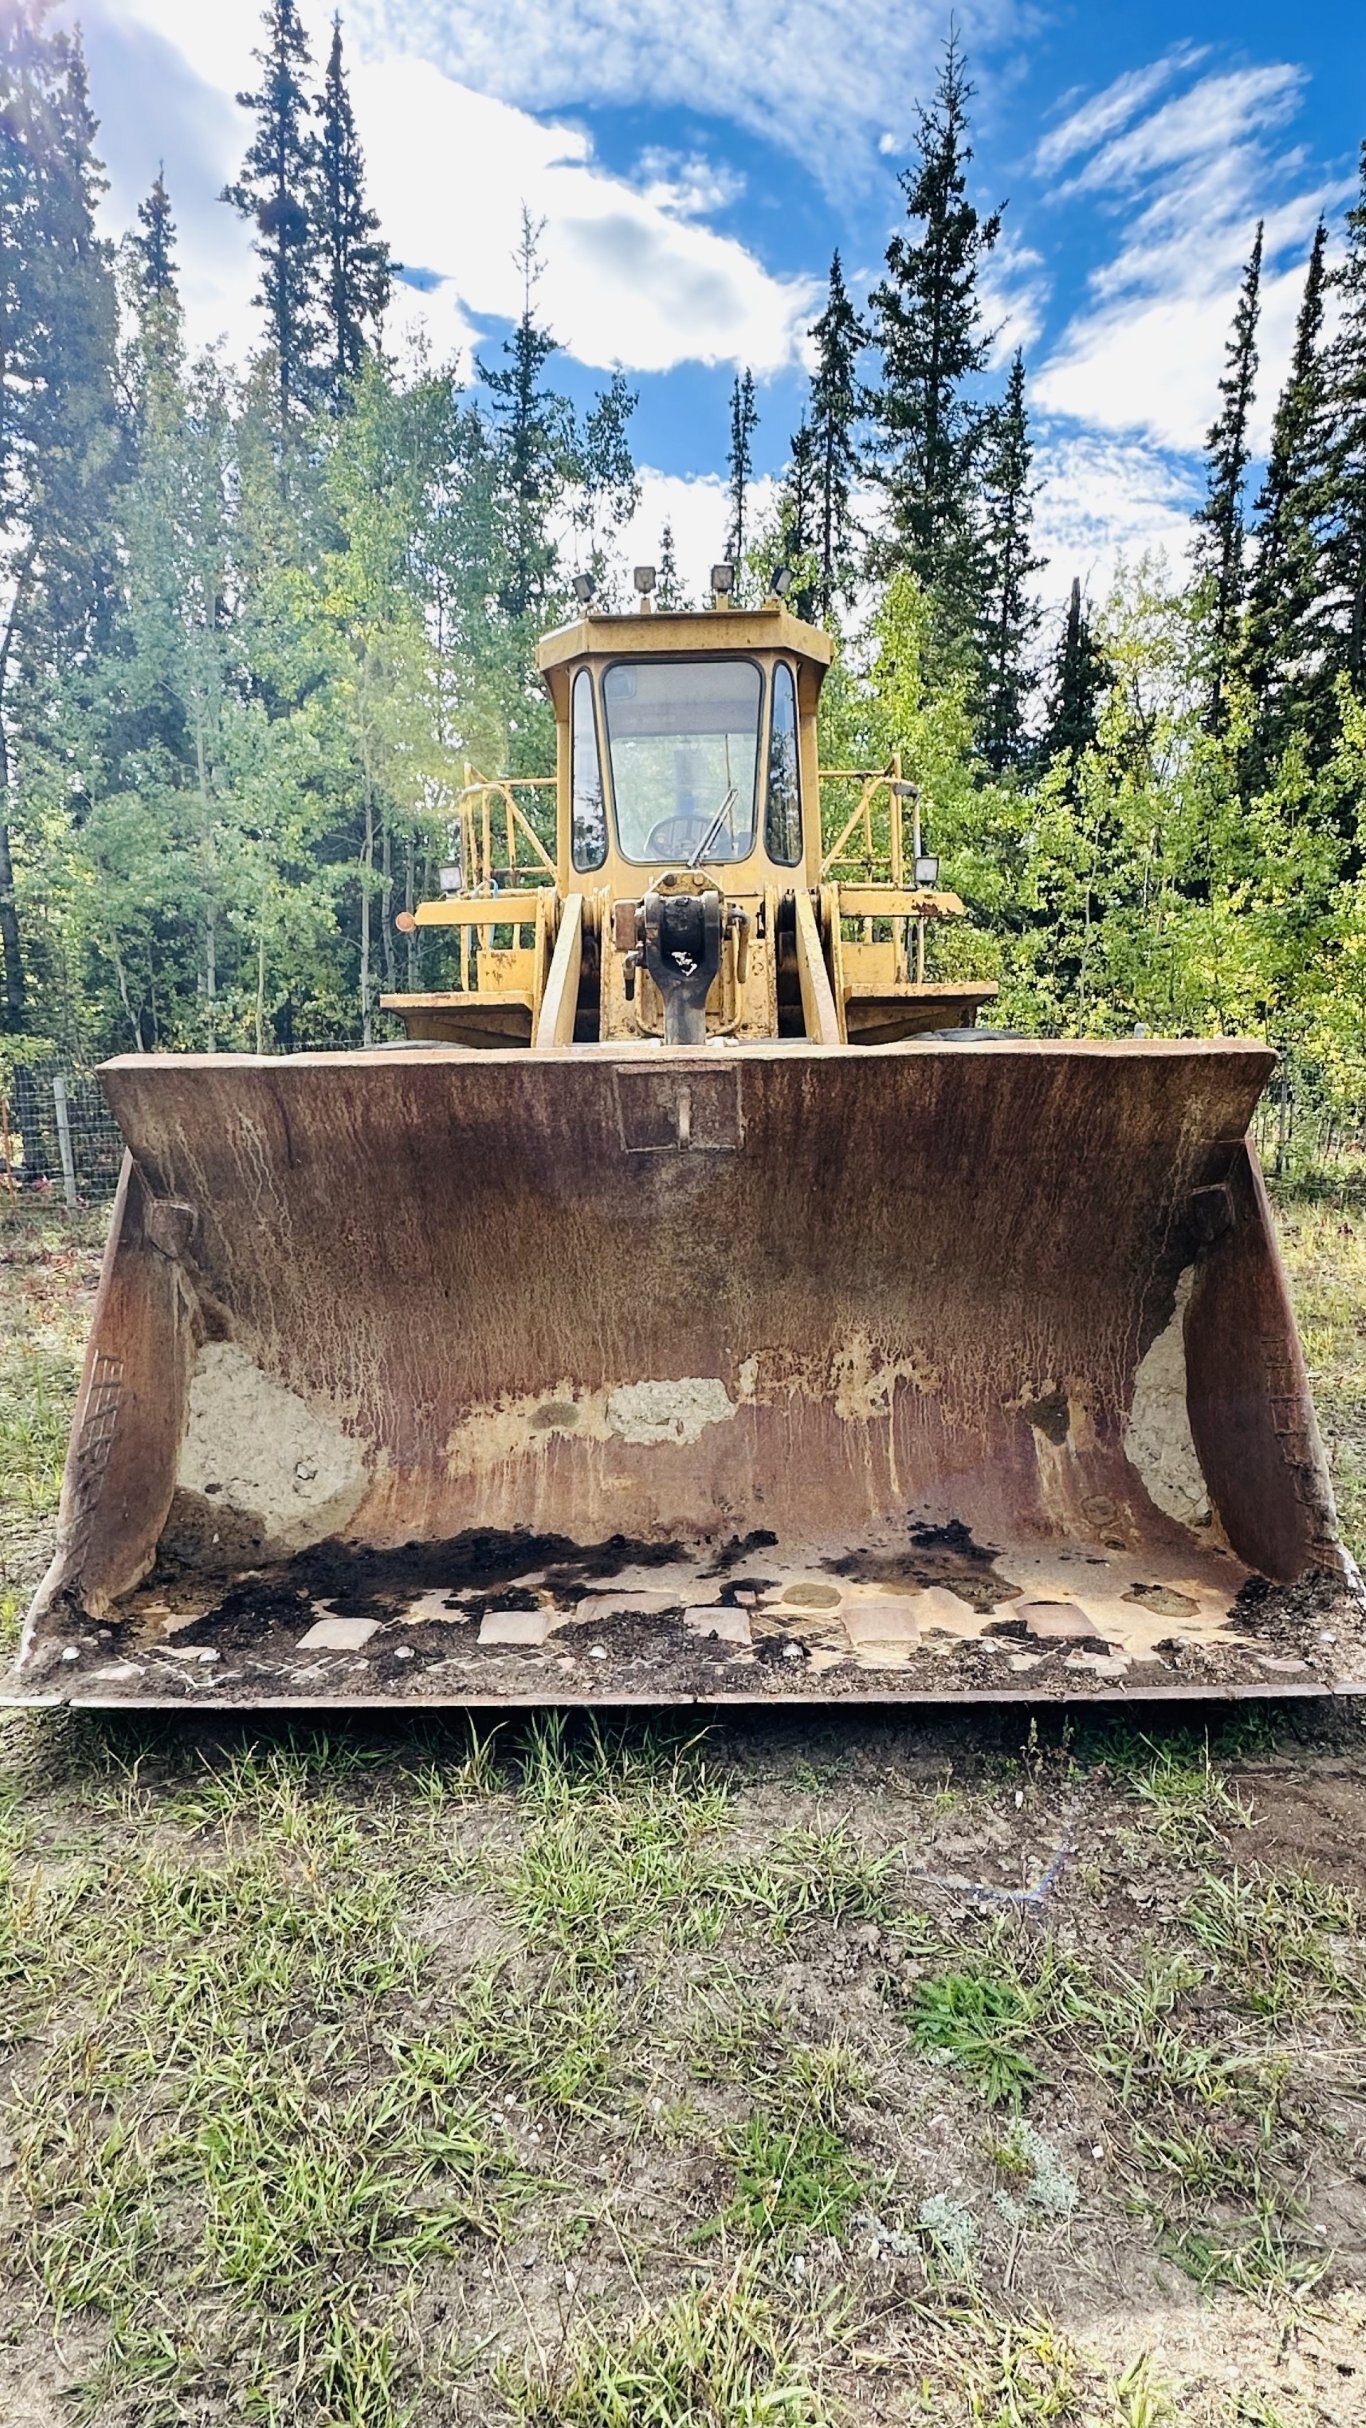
<box><xmin>818</xmin><ymin>753</ymin><xmax>914</xmax><ymax>885</ymax></box>
<box><xmin>454</xmin><ymin>767</ymin><xmax>557</xmax><ymax>889</ymax></box>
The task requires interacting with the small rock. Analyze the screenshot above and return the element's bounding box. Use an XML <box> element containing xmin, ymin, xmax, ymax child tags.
<box><xmin>685</xmin><ymin>1606</ymin><xmax>751</xmax><ymax>1645</ymax></box>
<box><xmin>479</xmin><ymin>1608</ymin><xmax>552</xmax><ymax>1648</ymax></box>
<box><xmin>60</xmin><ymin>1646</ymin><xmax>79</xmax><ymax>1663</ymax></box>
<box><xmin>393</xmin><ymin>1645</ymin><xmax>415</xmax><ymax>1661</ymax></box>
<box><xmin>588</xmin><ymin>1644</ymin><xmax>607</xmax><ymax>1661</ymax></box>
<box><xmin>782</xmin><ymin>1642</ymin><xmax>804</xmax><ymax>1662</ymax></box>
<box><xmin>298</xmin><ymin>1614</ymin><xmax>380</xmax><ymax>1651</ymax></box>
<box><xmin>1019</xmin><ymin>1599</ymin><xmax>1098</xmax><ymax>1643</ymax></box>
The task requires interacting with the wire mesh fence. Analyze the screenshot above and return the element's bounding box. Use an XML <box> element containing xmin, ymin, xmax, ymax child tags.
<box><xmin>1</xmin><ymin>1028</ymin><xmax>395</xmax><ymax>1207</ymax></box>
<box><xmin>1</xmin><ymin>1060</ymin><xmax>126</xmax><ymax>1205</ymax></box>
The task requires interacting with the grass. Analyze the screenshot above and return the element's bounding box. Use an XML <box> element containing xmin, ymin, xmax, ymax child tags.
<box><xmin>0</xmin><ymin>1206</ymin><xmax>103</xmax><ymax>1654</ymax></box>
<box><xmin>1270</xmin><ymin>1190</ymin><xmax>1366</xmax><ymax>1559</ymax></box>
<box><xmin>497</xmin><ymin>2267</ymin><xmax>838</xmax><ymax>2427</ymax></box>
<box><xmin>2</xmin><ymin>1191</ymin><xmax>1366</xmax><ymax>2422</ymax></box>
<box><xmin>909</xmin><ymin>1963</ymin><xmax>1045</xmax><ymax>2110</ymax></box>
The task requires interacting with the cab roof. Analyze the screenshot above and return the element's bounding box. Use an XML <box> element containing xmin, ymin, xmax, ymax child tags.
<box><xmin>535</xmin><ymin>603</ymin><xmax>835</xmax><ymax>712</ymax></box>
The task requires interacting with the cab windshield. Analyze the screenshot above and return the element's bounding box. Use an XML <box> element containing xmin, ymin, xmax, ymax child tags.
<box><xmin>602</xmin><ymin>658</ymin><xmax>762</xmax><ymax>864</ymax></box>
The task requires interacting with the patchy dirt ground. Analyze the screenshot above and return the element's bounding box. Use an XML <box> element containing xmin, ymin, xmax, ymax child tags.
<box><xmin>2</xmin><ymin>1191</ymin><xmax>1365</xmax><ymax>2426</ymax></box>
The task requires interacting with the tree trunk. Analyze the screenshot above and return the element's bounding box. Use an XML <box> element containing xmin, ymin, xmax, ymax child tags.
<box><xmin>0</xmin><ymin>808</ymin><xmax>22</xmax><ymax>1030</ymax></box>
<box><xmin>360</xmin><ymin>777</ymin><xmax>374</xmax><ymax>1048</ymax></box>
<box><xmin>112</xmin><ymin>948</ymin><xmax>144</xmax><ymax>1051</ymax></box>
<box><xmin>404</xmin><ymin>834</ymin><xmax>417</xmax><ymax>989</ymax></box>
<box><xmin>0</xmin><ymin>549</ymin><xmax>37</xmax><ymax>1031</ymax></box>
<box><xmin>194</xmin><ymin>711</ymin><xmax>217</xmax><ymax>1049</ymax></box>
<box><xmin>255</xmin><ymin>889</ymin><xmax>268</xmax><ymax>1056</ymax></box>
<box><xmin>380</xmin><ymin>814</ymin><xmax>396</xmax><ymax>990</ymax></box>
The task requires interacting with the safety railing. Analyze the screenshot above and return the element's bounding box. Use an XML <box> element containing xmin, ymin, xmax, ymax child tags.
<box><xmin>448</xmin><ymin>767</ymin><xmax>557</xmax><ymax>894</ymax></box>
<box><xmin>818</xmin><ymin>753</ymin><xmax>920</xmax><ymax>885</ymax></box>
<box><xmin>818</xmin><ymin>754</ymin><xmax>934</xmax><ymax>983</ymax></box>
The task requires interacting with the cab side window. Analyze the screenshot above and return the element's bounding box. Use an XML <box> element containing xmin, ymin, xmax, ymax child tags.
<box><xmin>764</xmin><ymin>661</ymin><xmax>801</xmax><ymax>864</ymax></box>
<box><xmin>571</xmin><ymin>668</ymin><xmax>608</xmax><ymax>870</ymax></box>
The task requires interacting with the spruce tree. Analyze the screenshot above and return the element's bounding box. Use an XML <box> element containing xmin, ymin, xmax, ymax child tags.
<box><xmin>0</xmin><ymin>2</ymin><xmax>121</xmax><ymax>1029</ymax></box>
<box><xmin>1321</xmin><ymin>146</ymin><xmax>1366</xmax><ymax>701</ymax></box>
<box><xmin>223</xmin><ymin>0</ymin><xmax>323</xmax><ymax>425</ymax></box>
<box><xmin>869</xmin><ymin>30</ymin><xmax>1001</xmax><ymax>645</ymax></box>
<box><xmin>134</xmin><ymin>166</ymin><xmax>177</xmax><ymax>300</ymax></box>
<box><xmin>807</xmin><ymin>251</ymin><xmax>865</xmax><ymax>622</ymax></box>
<box><xmin>977</xmin><ymin>350</ymin><xmax>1043</xmax><ymax>771</ymax></box>
<box><xmin>317</xmin><ymin>14</ymin><xmax>390</xmax><ymax>408</ymax></box>
<box><xmin>478</xmin><ymin>212</ymin><xmax>571</xmax><ymax>622</ymax></box>
<box><xmin>1242</xmin><ymin>223</ymin><xmax>1330</xmax><ymax>769</ymax></box>
<box><xmin>726</xmin><ymin>368</ymin><xmax>757</xmax><ymax>577</ymax></box>
<box><xmin>657</xmin><ymin>521</ymin><xmax>687</xmax><ymax>609</ymax></box>
<box><xmin>129</xmin><ymin>168</ymin><xmax>183</xmax><ymax>393</ymax></box>
<box><xmin>1041</xmin><ymin>577</ymin><xmax>1109</xmax><ymax>768</ymax></box>
<box><xmin>573</xmin><ymin>371</ymin><xmax>639</xmax><ymax>588</ymax></box>
<box><xmin>1194</xmin><ymin>222</ymin><xmax>1262</xmax><ymax>731</ymax></box>
<box><xmin>778</xmin><ymin>421</ymin><xmax>818</xmax><ymax>615</ymax></box>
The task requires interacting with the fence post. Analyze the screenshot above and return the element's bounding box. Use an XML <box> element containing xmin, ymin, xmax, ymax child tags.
<box><xmin>52</xmin><ymin>1075</ymin><xmax>79</xmax><ymax>1209</ymax></box>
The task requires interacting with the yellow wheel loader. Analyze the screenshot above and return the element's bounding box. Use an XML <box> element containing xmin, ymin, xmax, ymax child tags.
<box><xmin>10</xmin><ymin>580</ymin><xmax>1363</xmax><ymax>1709</ymax></box>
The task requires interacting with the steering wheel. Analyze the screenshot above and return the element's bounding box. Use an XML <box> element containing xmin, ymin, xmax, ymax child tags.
<box><xmin>644</xmin><ymin>814</ymin><xmax>715</xmax><ymax>860</ymax></box>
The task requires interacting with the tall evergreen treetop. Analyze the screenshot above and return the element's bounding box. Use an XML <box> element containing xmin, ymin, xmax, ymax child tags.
<box><xmin>777</xmin><ymin>420</ymin><xmax>818</xmax><ymax>617</ymax></box>
<box><xmin>1041</xmin><ymin>576</ymin><xmax>1109</xmax><ymax>769</ymax></box>
<box><xmin>478</xmin><ymin>210</ymin><xmax>572</xmax><ymax>622</ymax></box>
<box><xmin>977</xmin><ymin>349</ymin><xmax>1043</xmax><ymax>771</ymax></box>
<box><xmin>317</xmin><ymin>14</ymin><xmax>390</xmax><ymax>406</ymax></box>
<box><xmin>657</xmin><ymin>520</ymin><xmax>687</xmax><ymax>610</ymax></box>
<box><xmin>1194</xmin><ymin>221</ymin><xmax>1262</xmax><ymax>730</ymax></box>
<box><xmin>129</xmin><ymin>168</ymin><xmax>183</xmax><ymax>395</ymax></box>
<box><xmin>223</xmin><ymin>0</ymin><xmax>323</xmax><ymax>423</ymax></box>
<box><xmin>807</xmin><ymin>250</ymin><xmax>865</xmax><ymax>623</ymax></box>
<box><xmin>726</xmin><ymin>367</ymin><xmax>758</xmax><ymax>580</ymax></box>
<box><xmin>870</xmin><ymin>29</ymin><xmax>1002</xmax><ymax>631</ymax></box>
<box><xmin>1242</xmin><ymin>221</ymin><xmax>1331</xmax><ymax>765</ymax></box>
<box><xmin>134</xmin><ymin>166</ymin><xmax>178</xmax><ymax>299</ymax></box>
<box><xmin>1322</xmin><ymin>144</ymin><xmax>1366</xmax><ymax>698</ymax></box>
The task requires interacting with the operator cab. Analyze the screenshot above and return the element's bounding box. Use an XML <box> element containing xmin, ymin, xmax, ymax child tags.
<box><xmin>537</xmin><ymin>598</ymin><xmax>833</xmax><ymax>899</ymax></box>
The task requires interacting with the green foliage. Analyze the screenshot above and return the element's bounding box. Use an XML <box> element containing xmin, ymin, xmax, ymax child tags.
<box><xmin>910</xmin><ymin>1967</ymin><xmax>1043</xmax><ymax>2108</ymax></box>
<box><xmin>707</xmin><ymin>2111</ymin><xmax>872</xmax><ymax>2245</ymax></box>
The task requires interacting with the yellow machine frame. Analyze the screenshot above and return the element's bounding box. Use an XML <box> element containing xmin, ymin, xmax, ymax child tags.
<box><xmin>382</xmin><ymin>600</ymin><xmax>998</xmax><ymax>1049</ymax></box>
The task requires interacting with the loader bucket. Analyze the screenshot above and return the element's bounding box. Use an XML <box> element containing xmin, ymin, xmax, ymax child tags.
<box><xmin>10</xmin><ymin>1037</ymin><xmax>1362</xmax><ymax>1710</ymax></box>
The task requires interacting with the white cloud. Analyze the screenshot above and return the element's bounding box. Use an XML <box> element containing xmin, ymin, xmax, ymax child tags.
<box><xmin>1033</xmin><ymin>48</ymin><xmax>1205</xmax><ymax>179</ymax></box>
<box><xmin>80</xmin><ymin>1</ymin><xmax>816</xmax><ymax>378</ymax></box>
<box><xmin>1053</xmin><ymin>64</ymin><xmax>1305</xmax><ymax>202</ymax></box>
<box><xmin>357</xmin><ymin>57</ymin><xmax>816</xmax><ymax>376</ymax></box>
<box><xmin>1033</xmin><ymin>57</ymin><xmax>1342</xmax><ymax>456</ymax></box>
<box><xmin>350</xmin><ymin>0</ymin><xmax>1025</xmax><ymax>174</ymax></box>
<box><xmin>1032</xmin><ymin>432</ymin><xmax>1198</xmax><ymax>598</ymax></box>
<box><xmin>979</xmin><ymin>236</ymin><xmax>1049</xmax><ymax>367</ymax></box>
<box><xmin>632</xmin><ymin>149</ymin><xmax>747</xmax><ymax>220</ymax></box>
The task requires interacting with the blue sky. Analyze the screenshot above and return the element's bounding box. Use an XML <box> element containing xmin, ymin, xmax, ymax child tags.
<box><xmin>69</xmin><ymin>0</ymin><xmax>1366</xmax><ymax>614</ymax></box>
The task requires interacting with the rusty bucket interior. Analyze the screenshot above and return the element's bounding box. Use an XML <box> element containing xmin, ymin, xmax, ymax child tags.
<box><xmin>9</xmin><ymin>1036</ymin><xmax>1363</xmax><ymax>1710</ymax></box>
